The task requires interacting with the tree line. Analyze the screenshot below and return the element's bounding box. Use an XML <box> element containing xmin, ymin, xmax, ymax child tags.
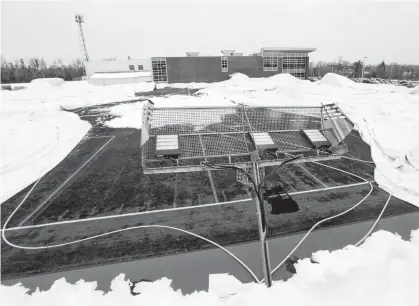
<box><xmin>1</xmin><ymin>57</ymin><xmax>85</xmax><ymax>84</ymax></box>
<box><xmin>2</xmin><ymin>56</ymin><xmax>419</xmax><ymax>84</ymax></box>
<box><xmin>309</xmin><ymin>59</ymin><xmax>419</xmax><ymax>80</ymax></box>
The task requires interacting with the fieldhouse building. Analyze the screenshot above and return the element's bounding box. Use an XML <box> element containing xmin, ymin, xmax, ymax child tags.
<box><xmin>85</xmin><ymin>47</ymin><xmax>316</xmax><ymax>85</ymax></box>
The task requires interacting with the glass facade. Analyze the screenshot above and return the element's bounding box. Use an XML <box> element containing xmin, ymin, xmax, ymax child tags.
<box><xmin>262</xmin><ymin>52</ymin><xmax>279</xmax><ymax>71</ymax></box>
<box><xmin>263</xmin><ymin>52</ymin><xmax>308</xmax><ymax>79</ymax></box>
<box><xmin>152</xmin><ymin>58</ymin><xmax>168</xmax><ymax>82</ymax></box>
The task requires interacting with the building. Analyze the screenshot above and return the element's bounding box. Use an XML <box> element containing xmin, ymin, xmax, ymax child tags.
<box><xmin>85</xmin><ymin>47</ymin><xmax>316</xmax><ymax>85</ymax></box>
<box><xmin>84</xmin><ymin>58</ymin><xmax>152</xmax><ymax>85</ymax></box>
<box><xmin>85</xmin><ymin>58</ymin><xmax>152</xmax><ymax>78</ymax></box>
<box><xmin>88</xmin><ymin>71</ymin><xmax>152</xmax><ymax>86</ymax></box>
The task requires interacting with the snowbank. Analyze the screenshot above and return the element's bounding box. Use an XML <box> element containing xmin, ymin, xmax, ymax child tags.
<box><xmin>0</xmin><ymin>111</ymin><xmax>90</xmax><ymax>203</ymax></box>
<box><xmin>0</xmin><ymin>83</ymin><xmax>91</xmax><ymax>203</ymax></box>
<box><xmin>411</xmin><ymin>85</ymin><xmax>419</xmax><ymax>95</ymax></box>
<box><xmin>29</xmin><ymin>78</ymin><xmax>65</xmax><ymax>88</ymax></box>
<box><xmin>227</xmin><ymin>72</ymin><xmax>250</xmax><ymax>83</ymax></box>
<box><xmin>106</xmin><ymin>102</ymin><xmax>145</xmax><ymax>129</ymax></box>
<box><xmin>0</xmin><ymin>80</ymin><xmax>140</xmax><ymax>203</ymax></box>
<box><xmin>316</xmin><ymin>73</ymin><xmax>357</xmax><ymax>88</ymax></box>
<box><xmin>2</xmin><ymin>229</ymin><xmax>419</xmax><ymax>305</ymax></box>
<box><xmin>105</xmin><ymin>97</ymin><xmax>237</xmax><ymax>131</ymax></box>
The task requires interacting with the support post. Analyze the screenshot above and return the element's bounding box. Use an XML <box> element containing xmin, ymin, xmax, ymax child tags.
<box><xmin>252</xmin><ymin>161</ymin><xmax>272</xmax><ymax>287</ymax></box>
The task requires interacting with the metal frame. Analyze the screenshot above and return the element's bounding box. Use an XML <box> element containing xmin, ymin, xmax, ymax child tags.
<box><xmin>152</xmin><ymin>58</ymin><xmax>168</xmax><ymax>83</ymax></box>
<box><xmin>252</xmin><ymin>161</ymin><xmax>272</xmax><ymax>286</ymax></box>
<box><xmin>262</xmin><ymin>52</ymin><xmax>279</xmax><ymax>72</ymax></box>
<box><xmin>261</xmin><ymin>51</ymin><xmax>308</xmax><ymax>79</ymax></box>
<box><xmin>142</xmin><ymin>155</ymin><xmax>341</xmax><ymax>174</ymax></box>
<box><xmin>140</xmin><ymin>103</ymin><xmax>351</xmax><ymax>287</ymax></box>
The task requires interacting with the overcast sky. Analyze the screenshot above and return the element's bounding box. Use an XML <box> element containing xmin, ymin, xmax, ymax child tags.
<box><xmin>2</xmin><ymin>1</ymin><xmax>419</xmax><ymax>65</ymax></box>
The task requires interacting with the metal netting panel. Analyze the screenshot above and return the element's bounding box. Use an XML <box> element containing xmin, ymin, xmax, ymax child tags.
<box><xmin>239</xmin><ymin>107</ymin><xmax>322</xmax><ymax>132</ymax></box>
<box><xmin>144</xmin><ymin>131</ymin><xmax>317</xmax><ymax>163</ymax></box>
<box><xmin>269</xmin><ymin>131</ymin><xmax>314</xmax><ymax>152</ymax></box>
<box><xmin>179</xmin><ymin>135</ymin><xmax>203</xmax><ymax>158</ymax></box>
<box><xmin>141</xmin><ymin>103</ymin><xmax>349</xmax><ymax>174</ymax></box>
<box><xmin>200</xmin><ymin>133</ymin><xmax>254</xmax><ymax>157</ymax></box>
<box><xmin>149</xmin><ymin>106</ymin><xmax>322</xmax><ymax>135</ymax></box>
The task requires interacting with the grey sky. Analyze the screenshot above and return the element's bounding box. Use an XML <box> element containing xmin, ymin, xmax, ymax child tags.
<box><xmin>2</xmin><ymin>1</ymin><xmax>419</xmax><ymax>65</ymax></box>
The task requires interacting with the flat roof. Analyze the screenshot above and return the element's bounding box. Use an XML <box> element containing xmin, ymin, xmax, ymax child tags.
<box><xmin>89</xmin><ymin>71</ymin><xmax>152</xmax><ymax>79</ymax></box>
<box><xmin>261</xmin><ymin>47</ymin><xmax>317</xmax><ymax>53</ymax></box>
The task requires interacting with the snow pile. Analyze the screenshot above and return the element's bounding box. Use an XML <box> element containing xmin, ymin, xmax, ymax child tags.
<box><xmin>316</xmin><ymin>73</ymin><xmax>357</xmax><ymax>88</ymax></box>
<box><xmin>337</xmin><ymin>92</ymin><xmax>419</xmax><ymax>206</ymax></box>
<box><xmin>0</xmin><ymin>111</ymin><xmax>90</xmax><ymax>203</ymax></box>
<box><xmin>411</xmin><ymin>85</ymin><xmax>419</xmax><ymax>95</ymax></box>
<box><xmin>267</xmin><ymin>73</ymin><xmax>304</xmax><ymax>85</ymax></box>
<box><xmin>227</xmin><ymin>72</ymin><xmax>250</xmax><ymax>83</ymax></box>
<box><xmin>3</xmin><ymin>229</ymin><xmax>419</xmax><ymax>306</ymax></box>
<box><xmin>0</xmin><ymin>79</ymin><xmax>153</xmax><ymax>203</ymax></box>
<box><xmin>106</xmin><ymin>102</ymin><xmax>145</xmax><ymax>129</ymax></box>
<box><xmin>105</xmin><ymin>97</ymin><xmax>236</xmax><ymax>130</ymax></box>
<box><xmin>28</xmin><ymin>78</ymin><xmax>65</xmax><ymax>88</ymax></box>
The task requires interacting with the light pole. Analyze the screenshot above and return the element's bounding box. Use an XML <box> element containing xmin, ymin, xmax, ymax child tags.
<box><xmin>389</xmin><ymin>64</ymin><xmax>394</xmax><ymax>81</ymax></box>
<box><xmin>338</xmin><ymin>56</ymin><xmax>342</xmax><ymax>74</ymax></box>
<box><xmin>361</xmin><ymin>56</ymin><xmax>368</xmax><ymax>79</ymax></box>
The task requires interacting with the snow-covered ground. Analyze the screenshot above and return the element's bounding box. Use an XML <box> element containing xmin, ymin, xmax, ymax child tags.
<box><xmin>3</xmin><ymin>229</ymin><xmax>419</xmax><ymax>306</ymax></box>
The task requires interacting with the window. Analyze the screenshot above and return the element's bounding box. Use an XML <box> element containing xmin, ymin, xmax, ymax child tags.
<box><xmin>292</xmin><ymin>72</ymin><xmax>305</xmax><ymax>79</ymax></box>
<box><xmin>263</xmin><ymin>52</ymin><xmax>278</xmax><ymax>71</ymax></box>
<box><xmin>152</xmin><ymin>58</ymin><xmax>168</xmax><ymax>82</ymax></box>
<box><xmin>221</xmin><ymin>56</ymin><xmax>228</xmax><ymax>72</ymax></box>
<box><xmin>129</xmin><ymin>65</ymin><xmax>135</xmax><ymax>71</ymax></box>
<box><xmin>282</xmin><ymin>53</ymin><xmax>307</xmax><ymax>79</ymax></box>
<box><xmin>138</xmin><ymin>65</ymin><xmax>143</xmax><ymax>70</ymax></box>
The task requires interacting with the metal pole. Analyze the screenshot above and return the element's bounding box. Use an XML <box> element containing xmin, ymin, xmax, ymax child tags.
<box><xmin>78</xmin><ymin>23</ymin><xmax>89</xmax><ymax>62</ymax></box>
<box><xmin>361</xmin><ymin>56</ymin><xmax>367</xmax><ymax>79</ymax></box>
<box><xmin>252</xmin><ymin>161</ymin><xmax>272</xmax><ymax>287</ymax></box>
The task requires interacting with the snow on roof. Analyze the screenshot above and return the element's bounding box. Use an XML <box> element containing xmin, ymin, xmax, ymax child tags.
<box><xmin>260</xmin><ymin>47</ymin><xmax>316</xmax><ymax>53</ymax></box>
<box><xmin>89</xmin><ymin>71</ymin><xmax>152</xmax><ymax>79</ymax></box>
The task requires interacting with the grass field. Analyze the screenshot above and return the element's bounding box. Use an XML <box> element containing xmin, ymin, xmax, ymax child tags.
<box><xmin>2</xmin><ymin>100</ymin><xmax>418</xmax><ymax>280</ymax></box>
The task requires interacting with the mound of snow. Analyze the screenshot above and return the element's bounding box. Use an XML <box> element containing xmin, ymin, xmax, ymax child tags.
<box><xmin>106</xmin><ymin>102</ymin><xmax>145</xmax><ymax>129</ymax></box>
<box><xmin>229</xmin><ymin>73</ymin><xmax>250</xmax><ymax>82</ymax></box>
<box><xmin>2</xmin><ymin>229</ymin><xmax>419</xmax><ymax>305</ymax></box>
<box><xmin>0</xmin><ymin>111</ymin><xmax>90</xmax><ymax>203</ymax></box>
<box><xmin>266</xmin><ymin>73</ymin><xmax>302</xmax><ymax>85</ymax></box>
<box><xmin>411</xmin><ymin>85</ymin><xmax>419</xmax><ymax>95</ymax></box>
<box><xmin>317</xmin><ymin>73</ymin><xmax>357</xmax><ymax>88</ymax></box>
<box><xmin>29</xmin><ymin>78</ymin><xmax>65</xmax><ymax>88</ymax></box>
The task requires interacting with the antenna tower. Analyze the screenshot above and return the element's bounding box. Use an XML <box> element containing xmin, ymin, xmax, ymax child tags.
<box><xmin>75</xmin><ymin>14</ymin><xmax>89</xmax><ymax>62</ymax></box>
